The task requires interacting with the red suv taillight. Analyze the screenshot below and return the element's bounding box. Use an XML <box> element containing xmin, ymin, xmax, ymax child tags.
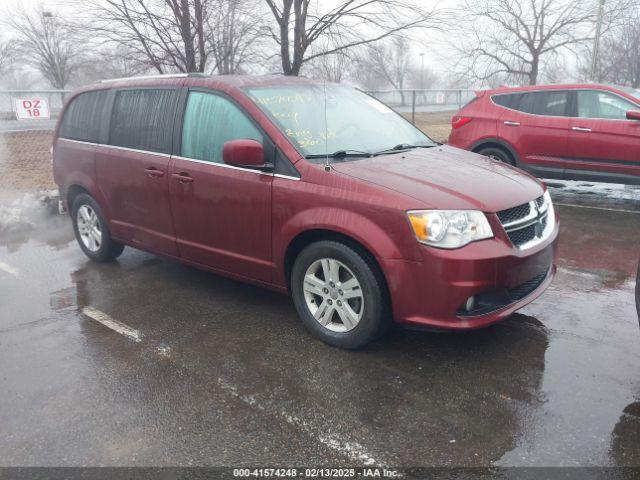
<box><xmin>451</xmin><ymin>116</ymin><xmax>473</xmax><ymax>129</ymax></box>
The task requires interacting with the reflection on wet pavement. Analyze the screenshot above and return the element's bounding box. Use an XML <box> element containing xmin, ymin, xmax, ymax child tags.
<box><xmin>0</xmin><ymin>192</ymin><xmax>638</xmax><ymax>467</ymax></box>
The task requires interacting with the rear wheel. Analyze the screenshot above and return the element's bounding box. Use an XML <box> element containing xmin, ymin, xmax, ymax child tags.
<box><xmin>291</xmin><ymin>240</ymin><xmax>390</xmax><ymax>349</ymax></box>
<box><xmin>477</xmin><ymin>146</ymin><xmax>514</xmax><ymax>165</ymax></box>
<box><xmin>71</xmin><ymin>193</ymin><xmax>124</xmax><ymax>262</ymax></box>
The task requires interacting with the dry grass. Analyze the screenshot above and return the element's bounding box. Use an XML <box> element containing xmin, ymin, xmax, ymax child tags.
<box><xmin>401</xmin><ymin>110</ymin><xmax>455</xmax><ymax>144</ymax></box>
<box><xmin>0</xmin><ymin>131</ymin><xmax>55</xmax><ymax>192</ymax></box>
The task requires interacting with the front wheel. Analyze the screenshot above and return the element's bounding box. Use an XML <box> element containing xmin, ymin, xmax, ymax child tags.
<box><xmin>291</xmin><ymin>241</ymin><xmax>390</xmax><ymax>349</ymax></box>
<box><xmin>477</xmin><ymin>146</ymin><xmax>514</xmax><ymax>165</ymax></box>
<box><xmin>71</xmin><ymin>193</ymin><xmax>124</xmax><ymax>262</ymax></box>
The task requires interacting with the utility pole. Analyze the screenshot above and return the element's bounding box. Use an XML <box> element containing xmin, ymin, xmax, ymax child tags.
<box><xmin>590</xmin><ymin>0</ymin><xmax>605</xmax><ymax>82</ymax></box>
<box><xmin>419</xmin><ymin>52</ymin><xmax>425</xmax><ymax>89</ymax></box>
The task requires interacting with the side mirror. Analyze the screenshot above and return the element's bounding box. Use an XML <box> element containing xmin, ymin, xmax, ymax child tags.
<box><xmin>626</xmin><ymin>110</ymin><xmax>640</xmax><ymax>121</ymax></box>
<box><xmin>222</xmin><ymin>139</ymin><xmax>272</xmax><ymax>170</ymax></box>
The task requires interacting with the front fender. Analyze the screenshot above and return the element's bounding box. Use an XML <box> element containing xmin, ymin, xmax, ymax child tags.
<box><xmin>273</xmin><ymin>206</ymin><xmax>422</xmax><ymax>287</ymax></box>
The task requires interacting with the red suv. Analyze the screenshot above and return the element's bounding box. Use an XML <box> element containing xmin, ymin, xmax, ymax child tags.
<box><xmin>53</xmin><ymin>74</ymin><xmax>558</xmax><ymax>348</ymax></box>
<box><xmin>448</xmin><ymin>84</ymin><xmax>640</xmax><ymax>185</ymax></box>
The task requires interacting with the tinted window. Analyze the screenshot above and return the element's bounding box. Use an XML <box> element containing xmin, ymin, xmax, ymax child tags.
<box><xmin>109</xmin><ymin>89</ymin><xmax>177</xmax><ymax>154</ymax></box>
<box><xmin>59</xmin><ymin>90</ymin><xmax>108</xmax><ymax>142</ymax></box>
<box><xmin>577</xmin><ymin>90</ymin><xmax>639</xmax><ymax>120</ymax></box>
<box><xmin>517</xmin><ymin>91</ymin><xmax>569</xmax><ymax>116</ymax></box>
<box><xmin>181</xmin><ymin>92</ymin><xmax>263</xmax><ymax>164</ymax></box>
<box><xmin>492</xmin><ymin>93</ymin><xmax>521</xmax><ymax>109</ymax></box>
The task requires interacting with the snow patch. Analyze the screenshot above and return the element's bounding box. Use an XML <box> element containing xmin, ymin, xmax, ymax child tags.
<box><xmin>545</xmin><ymin>179</ymin><xmax>640</xmax><ymax>202</ymax></box>
<box><xmin>0</xmin><ymin>190</ymin><xmax>59</xmax><ymax>232</ymax></box>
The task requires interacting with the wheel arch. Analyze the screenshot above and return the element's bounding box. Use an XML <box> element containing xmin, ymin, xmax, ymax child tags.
<box><xmin>66</xmin><ymin>184</ymin><xmax>91</xmax><ymax>211</ymax></box>
<box><xmin>63</xmin><ymin>175</ymin><xmax>113</xmax><ymax>221</ymax></box>
<box><xmin>282</xmin><ymin>229</ymin><xmax>392</xmax><ymax>312</ymax></box>
<box><xmin>470</xmin><ymin>138</ymin><xmax>521</xmax><ymax>167</ymax></box>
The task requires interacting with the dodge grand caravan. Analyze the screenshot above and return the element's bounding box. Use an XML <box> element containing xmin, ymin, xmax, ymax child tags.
<box><xmin>53</xmin><ymin>74</ymin><xmax>559</xmax><ymax>348</ymax></box>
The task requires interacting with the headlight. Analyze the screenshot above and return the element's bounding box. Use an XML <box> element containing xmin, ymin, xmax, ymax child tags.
<box><xmin>407</xmin><ymin>210</ymin><xmax>493</xmax><ymax>248</ymax></box>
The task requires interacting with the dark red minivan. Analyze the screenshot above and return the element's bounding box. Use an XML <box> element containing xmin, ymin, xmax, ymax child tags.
<box><xmin>53</xmin><ymin>74</ymin><xmax>559</xmax><ymax>348</ymax></box>
<box><xmin>448</xmin><ymin>84</ymin><xmax>640</xmax><ymax>185</ymax></box>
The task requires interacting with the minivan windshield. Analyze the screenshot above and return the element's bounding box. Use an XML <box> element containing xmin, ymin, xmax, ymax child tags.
<box><xmin>618</xmin><ymin>85</ymin><xmax>640</xmax><ymax>102</ymax></box>
<box><xmin>245</xmin><ymin>84</ymin><xmax>435</xmax><ymax>161</ymax></box>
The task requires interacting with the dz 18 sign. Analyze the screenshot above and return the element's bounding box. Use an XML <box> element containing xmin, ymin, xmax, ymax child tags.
<box><xmin>15</xmin><ymin>97</ymin><xmax>51</xmax><ymax>120</ymax></box>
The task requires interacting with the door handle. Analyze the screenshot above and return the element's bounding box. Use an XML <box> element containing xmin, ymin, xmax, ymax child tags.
<box><xmin>171</xmin><ymin>172</ymin><xmax>194</xmax><ymax>183</ymax></box>
<box><xmin>144</xmin><ymin>167</ymin><xmax>165</xmax><ymax>178</ymax></box>
<box><xmin>571</xmin><ymin>126</ymin><xmax>592</xmax><ymax>132</ymax></box>
<box><xmin>503</xmin><ymin>121</ymin><xmax>520</xmax><ymax>126</ymax></box>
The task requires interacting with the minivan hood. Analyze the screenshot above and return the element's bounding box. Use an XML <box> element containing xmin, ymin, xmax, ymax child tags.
<box><xmin>330</xmin><ymin>145</ymin><xmax>544</xmax><ymax>212</ymax></box>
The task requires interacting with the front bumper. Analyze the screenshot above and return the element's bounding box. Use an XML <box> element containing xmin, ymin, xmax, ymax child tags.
<box><xmin>381</xmin><ymin>219</ymin><xmax>559</xmax><ymax>330</ymax></box>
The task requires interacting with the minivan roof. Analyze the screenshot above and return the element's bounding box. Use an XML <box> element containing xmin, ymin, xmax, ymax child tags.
<box><xmin>81</xmin><ymin>74</ymin><xmax>324</xmax><ymax>93</ymax></box>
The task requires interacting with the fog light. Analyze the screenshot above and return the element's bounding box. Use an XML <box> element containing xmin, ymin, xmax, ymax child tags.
<box><xmin>464</xmin><ymin>296</ymin><xmax>475</xmax><ymax>312</ymax></box>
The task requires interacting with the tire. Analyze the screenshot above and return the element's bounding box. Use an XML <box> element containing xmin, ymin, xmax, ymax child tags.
<box><xmin>477</xmin><ymin>146</ymin><xmax>514</xmax><ymax>165</ymax></box>
<box><xmin>291</xmin><ymin>240</ymin><xmax>390</xmax><ymax>349</ymax></box>
<box><xmin>71</xmin><ymin>193</ymin><xmax>124</xmax><ymax>262</ymax></box>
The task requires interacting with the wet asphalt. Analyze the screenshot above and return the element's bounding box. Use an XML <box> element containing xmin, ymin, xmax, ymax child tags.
<box><xmin>0</xmin><ymin>184</ymin><xmax>638</xmax><ymax>468</ymax></box>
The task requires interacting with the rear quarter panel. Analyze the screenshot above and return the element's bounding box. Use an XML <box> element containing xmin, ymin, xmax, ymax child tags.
<box><xmin>53</xmin><ymin>139</ymin><xmax>108</xmax><ymax>213</ymax></box>
<box><xmin>448</xmin><ymin>94</ymin><xmax>499</xmax><ymax>150</ymax></box>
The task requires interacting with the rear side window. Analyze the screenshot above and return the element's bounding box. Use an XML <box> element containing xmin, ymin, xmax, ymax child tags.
<box><xmin>516</xmin><ymin>91</ymin><xmax>569</xmax><ymax>116</ymax></box>
<box><xmin>492</xmin><ymin>93</ymin><xmax>521</xmax><ymax>109</ymax></box>
<box><xmin>181</xmin><ymin>91</ymin><xmax>263</xmax><ymax>164</ymax></box>
<box><xmin>109</xmin><ymin>89</ymin><xmax>177</xmax><ymax>154</ymax></box>
<box><xmin>59</xmin><ymin>90</ymin><xmax>108</xmax><ymax>142</ymax></box>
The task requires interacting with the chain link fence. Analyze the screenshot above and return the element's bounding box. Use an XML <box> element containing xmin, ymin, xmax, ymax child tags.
<box><xmin>365</xmin><ymin>89</ymin><xmax>475</xmax><ymax>124</ymax></box>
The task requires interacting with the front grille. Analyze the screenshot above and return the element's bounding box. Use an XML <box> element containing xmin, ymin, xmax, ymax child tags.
<box><xmin>507</xmin><ymin>223</ymin><xmax>536</xmax><ymax>246</ymax></box>
<box><xmin>497</xmin><ymin>195</ymin><xmax>547</xmax><ymax>248</ymax></box>
<box><xmin>507</xmin><ymin>270</ymin><xmax>548</xmax><ymax>301</ymax></box>
<box><xmin>506</xmin><ymin>216</ymin><xmax>547</xmax><ymax>247</ymax></box>
<box><xmin>497</xmin><ymin>203</ymin><xmax>530</xmax><ymax>224</ymax></box>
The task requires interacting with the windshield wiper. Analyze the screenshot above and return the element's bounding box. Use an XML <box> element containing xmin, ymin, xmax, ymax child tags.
<box><xmin>305</xmin><ymin>149</ymin><xmax>372</xmax><ymax>159</ymax></box>
<box><xmin>373</xmin><ymin>143</ymin><xmax>437</xmax><ymax>156</ymax></box>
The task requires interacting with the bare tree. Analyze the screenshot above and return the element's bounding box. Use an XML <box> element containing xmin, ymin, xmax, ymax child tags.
<box><xmin>457</xmin><ymin>0</ymin><xmax>595</xmax><ymax>85</ymax></box>
<box><xmin>595</xmin><ymin>3</ymin><xmax>640</xmax><ymax>87</ymax></box>
<box><xmin>354</xmin><ymin>36</ymin><xmax>412</xmax><ymax>104</ymax></box>
<box><xmin>82</xmin><ymin>0</ymin><xmax>209</xmax><ymax>73</ymax></box>
<box><xmin>75</xmin><ymin>45</ymin><xmax>149</xmax><ymax>84</ymax></box>
<box><xmin>206</xmin><ymin>0</ymin><xmax>268</xmax><ymax>74</ymax></box>
<box><xmin>4</xmin><ymin>4</ymin><xmax>81</xmax><ymax>89</ymax></box>
<box><xmin>0</xmin><ymin>39</ymin><xmax>15</xmax><ymax>76</ymax></box>
<box><xmin>264</xmin><ymin>0</ymin><xmax>440</xmax><ymax>76</ymax></box>
<box><xmin>406</xmin><ymin>64</ymin><xmax>439</xmax><ymax>90</ymax></box>
<box><xmin>304</xmin><ymin>51</ymin><xmax>352</xmax><ymax>82</ymax></box>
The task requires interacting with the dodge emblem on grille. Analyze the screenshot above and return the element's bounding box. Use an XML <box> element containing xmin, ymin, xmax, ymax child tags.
<box><xmin>534</xmin><ymin>203</ymin><xmax>544</xmax><ymax>237</ymax></box>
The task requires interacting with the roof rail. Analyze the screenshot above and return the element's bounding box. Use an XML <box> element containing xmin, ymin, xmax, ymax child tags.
<box><xmin>100</xmin><ymin>73</ymin><xmax>207</xmax><ymax>83</ymax></box>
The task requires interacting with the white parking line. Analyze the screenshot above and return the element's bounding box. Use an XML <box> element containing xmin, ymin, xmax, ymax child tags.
<box><xmin>557</xmin><ymin>267</ymin><xmax>600</xmax><ymax>279</ymax></box>
<box><xmin>82</xmin><ymin>307</ymin><xmax>143</xmax><ymax>342</ymax></box>
<box><xmin>216</xmin><ymin>377</ymin><xmax>382</xmax><ymax>466</ymax></box>
<box><xmin>0</xmin><ymin>261</ymin><xmax>19</xmax><ymax>276</ymax></box>
<box><xmin>554</xmin><ymin>202</ymin><xmax>640</xmax><ymax>214</ymax></box>
<box><xmin>79</xmin><ymin>305</ymin><xmax>378</xmax><ymax>463</ymax></box>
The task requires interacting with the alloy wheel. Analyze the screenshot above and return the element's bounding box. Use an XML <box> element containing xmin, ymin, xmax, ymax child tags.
<box><xmin>302</xmin><ymin>258</ymin><xmax>364</xmax><ymax>332</ymax></box>
<box><xmin>77</xmin><ymin>205</ymin><xmax>102</xmax><ymax>252</ymax></box>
